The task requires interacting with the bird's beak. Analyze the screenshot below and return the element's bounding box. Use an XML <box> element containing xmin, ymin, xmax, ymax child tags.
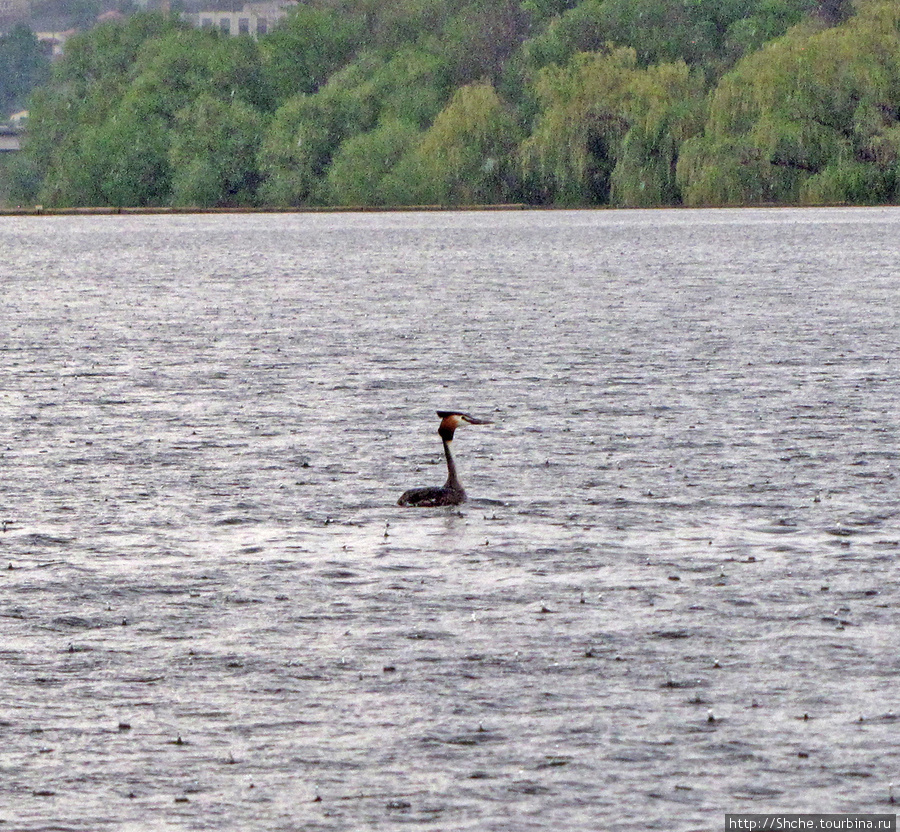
<box><xmin>462</xmin><ymin>415</ymin><xmax>492</xmax><ymax>425</ymax></box>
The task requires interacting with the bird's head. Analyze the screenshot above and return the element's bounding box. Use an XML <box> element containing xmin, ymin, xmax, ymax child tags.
<box><xmin>437</xmin><ymin>411</ymin><xmax>492</xmax><ymax>440</ymax></box>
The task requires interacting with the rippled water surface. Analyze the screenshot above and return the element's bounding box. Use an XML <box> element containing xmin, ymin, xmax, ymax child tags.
<box><xmin>2</xmin><ymin>208</ymin><xmax>899</xmax><ymax>830</ymax></box>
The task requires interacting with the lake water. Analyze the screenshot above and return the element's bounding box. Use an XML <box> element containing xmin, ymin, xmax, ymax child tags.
<box><xmin>1</xmin><ymin>207</ymin><xmax>899</xmax><ymax>830</ymax></box>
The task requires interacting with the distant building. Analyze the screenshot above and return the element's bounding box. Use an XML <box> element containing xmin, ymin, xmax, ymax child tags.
<box><xmin>34</xmin><ymin>29</ymin><xmax>77</xmax><ymax>59</ymax></box>
<box><xmin>0</xmin><ymin>132</ymin><xmax>20</xmax><ymax>152</ymax></box>
<box><xmin>97</xmin><ymin>10</ymin><xmax>126</xmax><ymax>24</ymax></box>
<box><xmin>0</xmin><ymin>117</ymin><xmax>23</xmax><ymax>152</ymax></box>
<box><xmin>186</xmin><ymin>1</ymin><xmax>296</xmax><ymax>37</ymax></box>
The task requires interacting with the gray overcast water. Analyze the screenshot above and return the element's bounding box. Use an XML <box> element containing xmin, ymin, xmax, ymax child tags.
<box><xmin>1</xmin><ymin>208</ymin><xmax>899</xmax><ymax>830</ymax></box>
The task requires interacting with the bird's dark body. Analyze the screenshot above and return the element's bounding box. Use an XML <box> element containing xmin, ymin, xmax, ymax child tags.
<box><xmin>398</xmin><ymin>411</ymin><xmax>490</xmax><ymax>508</ymax></box>
<box><xmin>397</xmin><ymin>484</ymin><xmax>466</xmax><ymax>507</ymax></box>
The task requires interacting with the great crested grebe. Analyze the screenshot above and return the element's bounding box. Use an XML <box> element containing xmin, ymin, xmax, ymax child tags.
<box><xmin>398</xmin><ymin>411</ymin><xmax>492</xmax><ymax>507</ymax></box>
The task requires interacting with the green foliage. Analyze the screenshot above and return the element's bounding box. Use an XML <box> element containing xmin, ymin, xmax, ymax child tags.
<box><xmin>257</xmin><ymin>66</ymin><xmax>380</xmax><ymax>206</ymax></box>
<box><xmin>801</xmin><ymin>159</ymin><xmax>894</xmax><ymax>204</ymax></box>
<box><xmin>23</xmin><ymin>14</ymin><xmax>272</xmax><ymax>207</ymax></box>
<box><xmin>258</xmin><ymin>46</ymin><xmax>450</xmax><ymax>205</ymax></box>
<box><xmin>727</xmin><ymin>0</ymin><xmax>816</xmax><ymax>55</ymax></box>
<box><xmin>602</xmin><ymin>0</ymin><xmax>817</xmax><ymax>68</ymax></box>
<box><xmin>441</xmin><ymin>0</ymin><xmax>530</xmax><ymax>85</ymax></box>
<box><xmin>611</xmin><ymin>60</ymin><xmax>707</xmax><ymax>205</ymax></box>
<box><xmin>52</xmin><ymin>13</ymin><xmax>185</xmax><ymax>93</ymax></box>
<box><xmin>518</xmin><ymin>1</ymin><xmax>606</xmax><ymax>75</ymax></box>
<box><xmin>0</xmin><ymin>151</ymin><xmax>42</xmax><ymax>206</ymax></box>
<box><xmin>170</xmin><ymin>96</ymin><xmax>263</xmax><ymax>206</ymax></box>
<box><xmin>78</xmin><ymin>105</ymin><xmax>172</xmax><ymax>206</ymax></box>
<box><xmin>520</xmin><ymin>48</ymin><xmax>704</xmax><ymax>205</ymax></box>
<box><xmin>678</xmin><ymin>2</ymin><xmax>900</xmax><ymax>205</ymax></box>
<box><xmin>519</xmin><ymin>0</ymin><xmax>579</xmax><ymax>26</ymax></box>
<box><xmin>23</xmin><ymin>14</ymin><xmax>188</xmax><ymax>205</ymax></box>
<box><xmin>521</xmin><ymin>48</ymin><xmax>637</xmax><ymax>204</ymax></box>
<box><xmin>0</xmin><ymin>25</ymin><xmax>50</xmax><ymax>117</ymax></box>
<box><xmin>15</xmin><ymin>0</ymin><xmax>900</xmax><ymax>207</ymax></box>
<box><xmin>326</xmin><ymin>118</ymin><xmax>422</xmax><ymax>205</ymax></box>
<box><xmin>518</xmin><ymin>0</ymin><xmax>817</xmax><ymax>80</ymax></box>
<box><xmin>405</xmin><ymin>81</ymin><xmax>523</xmax><ymax>204</ymax></box>
<box><xmin>369</xmin><ymin>46</ymin><xmax>451</xmax><ymax>125</ymax></box>
<box><xmin>261</xmin><ymin>5</ymin><xmax>364</xmax><ymax>99</ymax></box>
<box><xmin>125</xmin><ymin>28</ymin><xmax>271</xmax><ymax>116</ymax></box>
<box><xmin>363</xmin><ymin>0</ymin><xmax>456</xmax><ymax>49</ymax></box>
<box><xmin>68</xmin><ymin>0</ymin><xmax>103</xmax><ymax>29</ymax></box>
<box><xmin>256</xmin><ymin>96</ymin><xmax>325</xmax><ymax>206</ymax></box>
<box><xmin>33</xmin><ymin>95</ymin><xmax>171</xmax><ymax>207</ymax></box>
<box><xmin>676</xmin><ymin>136</ymin><xmax>780</xmax><ymax>205</ymax></box>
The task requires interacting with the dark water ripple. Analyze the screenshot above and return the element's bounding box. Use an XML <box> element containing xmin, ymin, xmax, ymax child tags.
<box><xmin>1</xmin><ymin>208</ymin><xmax>899</xmax><ymax>829</ymax></box>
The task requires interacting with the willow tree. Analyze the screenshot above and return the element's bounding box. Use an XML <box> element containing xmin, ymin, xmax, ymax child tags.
<box><xmin>257</xmin><ymin>57</ymin><xmax>381</xmax><ymax>205</ymax></box>
<box><xmin>678</xmin><ymin>1</ymin><xmax>900</xmax><ymax>205</ymax></box>
<box><xmin>519</xmin><ymin>0</ymin><xmax>604</xmax><ymax>71</ymax></box>
<box><xmin>610</xmin><ymin>59</ymin><xmax>706</xmax><ymax>205</ymax></box>
<box><xmin>261</xmin><ymin>4</ymin><xmax>363</xmax><ymax>101</ymax></box>
<box><xmin>398</xmin><ymin>81</ymin><xmax>523</xmax><ymax>204</ymax></box>
<box><xmin>325</xmin><ymin>118</ymin><xmax>422</xmax><ymax>205</ymax></box>
<box><xmin>520</xmin><ymin>47</ymin><xmax>704</xmax><ymax>205</ymax></box>
<box><xmin>520</xmin><ymin>47</ymin><xmax>637</xmax><ymax>203</ymax></box>
<box><xmin>518</xmin><ymin>0</ymin><xmax>818</xmax><ymax>83</ymax></box>
<box><xmin>169</xmin><ymin>96</ymin><xmax>263</xmax><ymax>207</ymax></box>
<box><xmin>23</xmin><ymin>13</ymin><xmax>186</xmax><ymax>205</ymax></box>
<box><xmin>25</xmin><ymin>17</ymin><xmax>271</xmax><ymax>207</ymax></box>
<box><xmin>258</xmin><ymin>46</ymin><xmax>450</xmax><ymax>205</ymax></box>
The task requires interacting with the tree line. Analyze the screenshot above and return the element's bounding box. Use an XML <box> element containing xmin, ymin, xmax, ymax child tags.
<box><xmin>5</xmin><ymin>0</ymin><xmax>900</xmax><ymax>208</ymax></box>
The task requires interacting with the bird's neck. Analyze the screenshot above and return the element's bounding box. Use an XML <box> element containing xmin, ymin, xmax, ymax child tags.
<box><xmin>442</xmin><ymin>438</ymin><xmax>462</xmax><ymax>491</ymax></box>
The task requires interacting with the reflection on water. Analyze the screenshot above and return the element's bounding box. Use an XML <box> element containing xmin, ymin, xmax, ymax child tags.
<box><xmin>1</xmin><ymin>208</ymin><xmax>899</xmax><ymax>829</ymax></box>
